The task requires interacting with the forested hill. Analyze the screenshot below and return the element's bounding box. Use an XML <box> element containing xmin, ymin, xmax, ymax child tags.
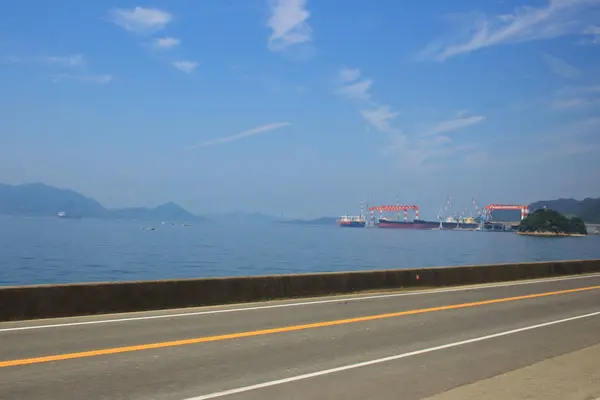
<box><xmin>529</xmin><ymin>198</ymin><xmax>600</xmax><ymax>223</ymax></box>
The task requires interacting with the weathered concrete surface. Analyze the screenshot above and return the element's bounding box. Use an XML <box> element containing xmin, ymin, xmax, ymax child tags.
<box><xmin>1</xmin><ymin>259</ymin><xmax>599</xmax><ymax>321</ymax></box>
<box><xmin>424</xmin><ymin>343</ymin><xmax>600</xmax><ymax>400</ymax></box>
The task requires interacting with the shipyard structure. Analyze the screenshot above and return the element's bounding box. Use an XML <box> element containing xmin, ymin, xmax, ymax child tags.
<box><xmin>338</xmin><ymin>199</ymin><xmax>530</xmax><ymax>232</ymax></box>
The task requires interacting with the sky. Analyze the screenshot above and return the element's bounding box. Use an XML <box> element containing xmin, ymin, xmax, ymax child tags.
<box><xmin>1</xmin><ymin>0</ymin><xmax>600</xmax><ymax>219</ymax></box>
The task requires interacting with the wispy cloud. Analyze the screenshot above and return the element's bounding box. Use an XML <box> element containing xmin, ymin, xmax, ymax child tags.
<box><xmin>379</xmin><ymin>111</ymin><xmax>483</xmax><ymax>169</ymax></box>
<box><xmin>418</xmin><ymin>0</ymin><xmax>600</xmax><ymax>61</ymax></box>
<box><xmin>553</xmin><ymin>98</ymin><xmax>587</xmax><ymax>109</ymax></box>
<box><xmin>335</xmin><ymin>68</ymin><xmax>373</xmax><ymax>100</ymax></box>
<box><xmin>559</xmin><ymin>84</ymin><xmax>600</xmax><ymax>95</ymax></box>
<box><xmin>109</xmin><ymin>7</ymin><xmax>172</xmax><ymax>34</ymax></box>
<box><xmin>188</xmin><ymin>122</ymin><xmax>292</xmax><ymax>149</ymax></box>
<box><xmin>425</xmin><ymin>115</ymin><xmax>487</xmax><ymax>136</ymax></box>
<box><xmin>361</xmin><ymin>106</ymin><xmax>399</xmax><ymax>133</ymax></box>
<box><xmin>580</xmin><ymin>25</ymin><xmax>600</xmax><ymax>44</ymax></box>
<box><xmin>535</xmin><ymin>117</ymin><xmax>600</xmax><ymax>159</ymax></box>
<box><xmin>541</xmin><ymin>53</ymin><xmax>582</xmax><ymax>79</ymax></box>
<box><xmin>338</xmin><ymin>68</ymin><xmax>362</xmax><ymax>83</ymax></box>
<box><xmin>51</xmin><ymin>74</ymin><xmax>113</xmax><ymax>85</ymax></box>
<box><xmin>172</xmin><ymin>60</ymin><xmax>199</xmax><ymax>73</ymax></box>
<box><xmin>155</xmin><ymin>37</ymin><xmax>180</xmax><ymax>49</ymax></box>
<box><xmin>267</xmin><ymin>0</ymin><xmax>312</xmax><ymax>51</ymax></box>
<box><xmin>6</xmin><ymin>53</ymin><xmax>112</xmax><ymax>84</ymax></box>
<box><xmin>553</xmin><ymin>83</ymin><xmax>600</xmax><ymax>109</ymax></box>
<box><xmin>43</xmin><ymin>54</ymin><xmax>85</xmax><ymax>67</ymax></box>
<box><xmin>335</xmin><ymin>66</ymin><xmax>479</xmax><ymax>169</ymax></box>
<box><xmin>337</xmin><ymin>80</ymin><xmax>373</xmax><ymax>100</ymax></box>
<box><xmin>7</xmin><ymin>54</ymin><xmax>86</xmax><ymax>67</ymax></box>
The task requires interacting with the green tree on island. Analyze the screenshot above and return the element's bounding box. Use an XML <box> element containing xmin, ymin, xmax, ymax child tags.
<box><xmin>518</xmin><ymin>208</ymin><xmax>587</xmax><ymax>235</ymax></box>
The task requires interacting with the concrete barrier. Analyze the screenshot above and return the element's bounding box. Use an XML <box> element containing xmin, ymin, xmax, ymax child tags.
<box><xmin>1</xmin><ymin>259</ymin><xmax>599</xmax><ymax>322</ymax></box>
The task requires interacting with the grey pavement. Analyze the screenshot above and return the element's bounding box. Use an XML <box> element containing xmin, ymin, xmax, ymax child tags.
<box><xmin>0</xmin><ymin>274</ymin><xmax>599</xmax><ymax>400</ymax></box>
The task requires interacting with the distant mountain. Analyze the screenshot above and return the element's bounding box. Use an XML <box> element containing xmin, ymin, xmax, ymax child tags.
<box><xmin>0</xmin><ymin>183</ymin><xmax>107</xmax><ymax>217</ymax></box>
<box><xmin>0</xmin><ymin>183</ymin><xmax>205</xmax><ymax>221</ymax></box>
<box><xmin>280</xmin><ymin>217</ymin><xmax>338</xmax><ymax>226</ymax></box>
<box><xmin>109</xmin><ymin>202</ymin><xmax>205</xmax><ymax>222</ymax></box>
<box><xmin>529</xmin><ymin>198</ymin><xmax>600</xmax><ymax>223</ymax></box>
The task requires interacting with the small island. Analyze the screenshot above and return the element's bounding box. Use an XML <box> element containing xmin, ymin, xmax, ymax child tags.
<box><xmin>517</xmin><ymin>208</ymin><xmax>587</xmax><ymax>237</ymax></box>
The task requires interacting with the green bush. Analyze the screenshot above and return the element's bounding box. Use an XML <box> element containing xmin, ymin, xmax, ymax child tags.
<box><xmin>518</xmin><ymin>208</ymin><xmax>587</xmax><ymax>235</ymax></box>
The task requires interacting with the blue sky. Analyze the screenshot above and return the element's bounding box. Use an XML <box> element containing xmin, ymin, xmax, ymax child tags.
<box><xmin>1</xmin><ymin>0</ymin><xmax>599</xmax><ymax>218</ymax></box>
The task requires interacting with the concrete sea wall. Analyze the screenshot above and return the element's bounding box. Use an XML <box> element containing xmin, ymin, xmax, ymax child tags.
<box><xmin>1</xmin><ymin>259</ymin><xmax>599</xmax><ymax>322</ymax></box>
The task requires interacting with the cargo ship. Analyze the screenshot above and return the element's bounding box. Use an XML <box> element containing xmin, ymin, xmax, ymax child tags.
<box><xmin>377</xmin><ymin>218</ymin><xmax>439</xmax><ymax>229</ymax></box>
<box><xmin>441</xmin><ymin>216</ymin><xmax>479</xmax><ymax>230</ymax></box>
<box><xmin>338</xmin><ymin>215</ymin><xmax>366</xmax><ymax>228</ymax></box>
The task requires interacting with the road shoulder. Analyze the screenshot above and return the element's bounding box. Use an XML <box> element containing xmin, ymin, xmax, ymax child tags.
<box><xmin>424</xmin><ymin>342</ymin><xmax>600</xmax><ymax>400</ymax></box>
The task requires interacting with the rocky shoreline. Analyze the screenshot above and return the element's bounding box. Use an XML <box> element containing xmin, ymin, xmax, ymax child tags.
<box><xmin>516</xmin><ymin>231</ymin><xmax>586</xmax><ymax>237</ymax></box>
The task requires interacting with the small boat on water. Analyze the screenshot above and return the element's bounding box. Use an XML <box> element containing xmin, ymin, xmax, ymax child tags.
<box><xmin>57</xmin><ymin>211</ymin><xmax>82</xmax><ymax>219</ymax></box>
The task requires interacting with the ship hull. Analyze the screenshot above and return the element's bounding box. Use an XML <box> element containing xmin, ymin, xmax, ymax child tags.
<box><xmin>377</xmin><ymin>219</ymin><xmax>439</xmax><ymax>229</ymax></box>
<box><xmin>339</xmin><ymin>221</ymin><xmax>366</xmax><ymax>228</ymax></box>
<box><xmin>441</xmin><ymin>222</ymin><xmax>479</xmax><ymax>230</ymax></box>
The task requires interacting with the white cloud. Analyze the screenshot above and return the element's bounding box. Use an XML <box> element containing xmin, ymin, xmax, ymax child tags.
<box><xmin>361</xmin><ymin>106</ymin><xmax>400</xmax><ymax>133</ymax></box>
<box><xmin>51</xmin><ymin>74</ymin><xmax>113</xmax><ymax>85</ymax></box>
<box><xmin>335</xmin><ymin>68</ymin><xmax>373</xmax><ymax>100</ymax></box>
<box><xmin>425</xmin><ymin>115</ymin><xmax>487</xmax><ymax>136</ymax></box>
<box><xmin>541</xmin><ymin>53</ymin><xmax>582</xmax><ymax>79</ymax></box>
<box><xmin>419</xmin><ymin>0</ymin><xmax>600</xmax><ymax>61</ymax></box>
<box><xmin>43</xmin><ymin>54</ymin><xmax>85</xmax><ymax>67</ymax></box>
<box><xmin>336</xmin><ymin>79</ymin><xmax>373</xmax><ymax>100</ymax></box>
<box><xmin>155</xmin><ymin>37</ymin><xmax>180</xmax><ymax>49</ymax></box>
<box><xmin>267</xmin><ymin>0</ymin><xmax>312</xmax><ymax>51</ymax></box>
<box><xmin>173</xmin><ymin>60</ymin><xmax>199</xmax><ymax>73</ymax></box>
<box><xmin>109</xmin><ymin>7</ymin><xmax>172</xmax><ymax>34</ymax></box>
<box><xmin>338</xmin><ymin>68</ymin><xmax>362</xmax><ymax>83</ymax></box>
<box><xmin>188</xmin><ymin>122</ymin><xmax>292</xmax><ymax>148</ymax></box>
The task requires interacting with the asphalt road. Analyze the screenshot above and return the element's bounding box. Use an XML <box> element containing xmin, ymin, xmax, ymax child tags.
<box><xmin>1</xmin><ymin>274</ymin><xmax>599</xmax><ymax>400</ymax></box>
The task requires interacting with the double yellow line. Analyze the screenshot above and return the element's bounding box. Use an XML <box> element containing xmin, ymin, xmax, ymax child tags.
<box><xmin>1</xmin><ymin>285</ymin><xmax>599</xmax><ymax>369</ymax></box>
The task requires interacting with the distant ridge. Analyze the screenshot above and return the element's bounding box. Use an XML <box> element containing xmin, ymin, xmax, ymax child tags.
<box><xmin>0</xmin><ymin>183</ymin><xmax>205</xmax><ymax>222</ymax></box>
<box><xmin>529</xmin><ymin>198</ymin><xmax>600</xmax><ymax>223</ymax></box>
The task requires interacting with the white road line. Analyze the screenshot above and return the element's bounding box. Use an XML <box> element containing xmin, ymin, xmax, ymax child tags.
<box><xmin>184</xmin><ymin>311</ymin><xmax>600</xmax><ymax>400</ymax></box>
<box><xmin>1</xmin><ymin>273</ymin><xmax>599</xmax><ymax>333</ymax></box>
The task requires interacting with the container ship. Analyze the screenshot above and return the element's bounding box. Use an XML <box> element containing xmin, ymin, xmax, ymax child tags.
<box><xmin>338</xmin><ymin>215</ymin><xmax>366</xmax><ymax>228</ymax></box>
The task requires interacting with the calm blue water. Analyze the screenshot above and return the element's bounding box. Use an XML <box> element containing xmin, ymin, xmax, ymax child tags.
<box><xmin>1</xmin><ymin>216</ymin><xmax>599</xmax><ymax>287</ymax></box>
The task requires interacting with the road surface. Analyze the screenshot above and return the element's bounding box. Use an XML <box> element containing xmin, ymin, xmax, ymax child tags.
<box><xmin>1</xmin><ymin>274</ymin><xmax>599</xmax><ymax>399</ymax></box>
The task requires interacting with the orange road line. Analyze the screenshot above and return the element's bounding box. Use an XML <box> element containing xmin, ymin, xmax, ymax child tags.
<box><xmin>1</xmin><ymin>285</ymin><xmax>598</xmax><ymax>369</ymax></box>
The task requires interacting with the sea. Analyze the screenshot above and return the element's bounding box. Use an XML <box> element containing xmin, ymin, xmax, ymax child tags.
<box><xmin>1</xmin><ymin>216</ymin><xmax>599</xmax><ymax>287</ymax></box>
